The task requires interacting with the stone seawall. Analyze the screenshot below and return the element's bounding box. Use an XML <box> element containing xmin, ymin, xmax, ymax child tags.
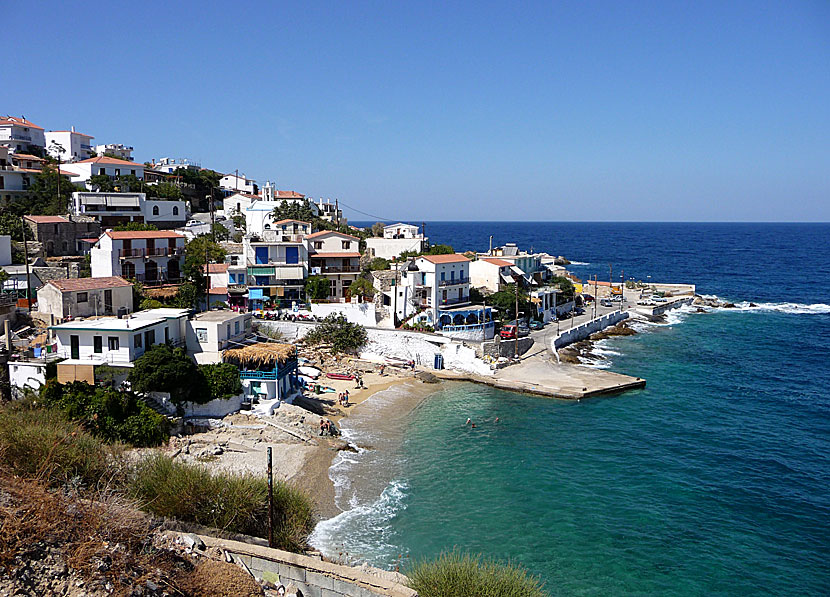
<box><xmin>170</xmin><ymin>532</ymin><xmax>417</xmax><ymax>597</ymax></box>
<box><xmin>480</xmin><ymin>337</ymin><xmax>534</xmax><ymax>359</ymax></box>
<box><xmin>553</xmin><ymin>311</ymin><xmax>629</xmax><ymax>350</ymax></box>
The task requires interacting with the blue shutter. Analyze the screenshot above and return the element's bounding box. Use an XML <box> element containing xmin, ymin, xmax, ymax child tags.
<box><xmin>285</xmin><ymin>246</ymin><xmax>299</xmax><ymax>265</ymax></box>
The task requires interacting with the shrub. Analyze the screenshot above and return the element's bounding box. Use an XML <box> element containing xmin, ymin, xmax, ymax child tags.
<box><xmin>407</xmin><ymin>550</ymin><xmax>548</xmax><ymax>597</ymax></box>
<box><xmin>40</xmin><ymin>380</ymin><xmax>169</xmax><ymax>447</ymax></box>
<box><xmin>303</xmin><ymin>314</ymin><xmax>368</xmax><ymax>354</ymax></box>
<box><xmin>0</xmin><ymin>403</ymin><xmax>121</xmax><ymax>487</ymax></box>
<box><xmin>200</xmin><ymin>362</ymin><xmax>242</xmax><ymax>401</ymax></box>
<box><xmin>367</xmin><ymin>257</ymin><xmax>390</xmax><ymax>271</ymax></box>
<box><xmin>129</xmin><ymin>454</ymin><xmax>314</xmax><ymax>552</ymax></box>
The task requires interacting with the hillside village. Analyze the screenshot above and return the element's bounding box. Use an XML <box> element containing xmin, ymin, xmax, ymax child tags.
<box><xmin>1</xmin><ymin>113</ymin><xmax>620</xmax><ymax>412</ymax></box>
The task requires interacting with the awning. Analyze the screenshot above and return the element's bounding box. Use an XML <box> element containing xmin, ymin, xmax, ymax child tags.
<box><xmin>106</xmin><ymin>195</ymin><xmax>140</xmax><ymax>207</ymax></box>
<box><xmin>500</xmin><ymin>273</ymin><xmax>514</xmax><ymax>284</ymax></box>
<box><xmin>248</xmin><ymin>288</ymin><xmax>264</xmax><ymax>299</ymax></box>
<box><xmin>509</xmin><ymin>265</ymin><xmax>524</xmax><ymax>276</ymax></box>
<box><xmin>248</xmin><ymin>267</ymin><xmax>275</xmax><ymax>276</ymax></box>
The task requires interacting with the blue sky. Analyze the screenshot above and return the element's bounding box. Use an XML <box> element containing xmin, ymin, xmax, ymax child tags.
<box><xmin>6</xmin><ymin>1</ymin><xmax>829</xmax><ymax>221</ymax></box>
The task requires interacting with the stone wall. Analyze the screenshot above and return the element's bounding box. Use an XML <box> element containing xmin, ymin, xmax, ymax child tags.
<box><xmin>178</xmin><ymin>532</ymin><xmax>417</xmax><ymax>597</ymax></box>
<box><xmin>480</xmin><ymin>337</ymin><xmax>534</xmax><ymax>359</ymax></box>
<box><xmin>553</xmin><ymin>311</ymin><xmax>629</xmax><ymax>349</ymax></box>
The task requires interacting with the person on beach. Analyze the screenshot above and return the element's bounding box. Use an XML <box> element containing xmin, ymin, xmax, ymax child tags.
<box><xmin>319</xmin><ymin>419</ymin><xmax>327</xmax><ymax>436</ymax></box>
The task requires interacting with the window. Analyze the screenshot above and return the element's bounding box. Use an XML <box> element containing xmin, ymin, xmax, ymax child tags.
<box><xmin>93</xmin><ymin>336</ymin><xmax>102</xmax><ymax>354</ymax></box>
<box><xmin>196</xmin><ymin>328</ymin><xmax>208</xmax><ymax>342</ymax></box>
<box><xmin>131</xmin><ymin>170</ymin><xmax>136</xmax><ymax>176</ymax></box>
<box><xmin>172</xmin><ymin>206</ymin><xmax>179</xmax><ymax>216</ymax></box>
<box><xmin>77</xmin><ymin>292</ymin><xmax>88</xmax><ymax>303</ymax></box>
<box><xmin>152</xmin><ymin>205</ymin><xmax>159</xmax><ymax>216</ymax></box>
<box><xmin>226</xmin><ymin>324</ymin><xmax>231</xmax><ymax>338</ymax></box>
<box><xmin>134</xmin><ymin>334</ymin><xmax>142</xmax><ymax>348</ymax></box>
<box><xmin>108</xmin><ymin>337</ymin><xmax>119</xmax><ymax>351</ymax></box>
<box><xmin>115</xmin><ymin>169</ymin><xmax>120</xmax><ymax>176</ymax></box>
<box><xmin>342</xmin><ymin>241</ymin><xmax>351</xmax><ymax>249</ymax></box>
<box><xmin>100</xmin><ymin>168</ymin><xmax>106</xmax><ymax>175</ymax></box>
<box><xmin>234</xmin><ymin>321</ymin><xmax>240</xmax><ymax>334</ymax></box>
<box><xmin>314</xmin><ymin>241</ymin><xmax>323</xmax><ymax>250</ymax></box>
<box><xmin>285</xmin><ymin>246</ymin><xmax>299</xmax><ymax>265</ymax></box>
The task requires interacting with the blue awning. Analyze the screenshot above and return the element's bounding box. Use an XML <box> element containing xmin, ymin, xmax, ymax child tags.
<box><xmin>248</xmin><ymin>288</ymin><xmax>264</xmax><ymax>299</ymax></box>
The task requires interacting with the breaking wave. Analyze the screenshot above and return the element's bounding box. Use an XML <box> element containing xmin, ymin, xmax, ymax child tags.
<box><xmin>725</xmin><ymin>302</ymin><xmax>830</xmax><ymax>315</ymax></box>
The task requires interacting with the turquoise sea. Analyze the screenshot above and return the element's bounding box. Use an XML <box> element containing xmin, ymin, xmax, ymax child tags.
<box><xmin>312</xmin><ymin>223</ymin><xmax>830</xmax><ymax>595</ymax></box>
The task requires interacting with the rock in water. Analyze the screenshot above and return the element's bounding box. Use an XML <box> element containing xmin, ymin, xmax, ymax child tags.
<box><xmin>416</xmin><ymin>370</ymin><xmax>439</xmax><ymax>384</ymax></box>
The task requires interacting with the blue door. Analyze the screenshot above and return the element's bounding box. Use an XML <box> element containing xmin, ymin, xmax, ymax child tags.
<box><xmin>255</xmin><ymin>247</ymin><xmax>268</xmax><ymax>264</ymax></box>
<box><xmin>285</xmin><ymin>246</ymin><xmax>299</xmax><ymax>264</ymax></box>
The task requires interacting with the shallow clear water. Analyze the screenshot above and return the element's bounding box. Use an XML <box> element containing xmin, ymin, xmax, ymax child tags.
<box><xmin>313</xmin><ymin>223</ymin><xmax>830</xmax><ymax>595</ymax></box>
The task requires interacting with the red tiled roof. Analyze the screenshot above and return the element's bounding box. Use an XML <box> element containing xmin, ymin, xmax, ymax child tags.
<box><xmin>228</xmin><ymin>192</ymin><xmax>259</xmax><ymax>199</ymax></box>
<box><xmin>272</xmin><ymin>219</ymin><xmax>311</xmax><ymax>226</ymax></box>
<box><xmin>105</xmin><ymin>230</ymin><xmax>184</xmax><ymax>240</ymax></box>
<box><xmin>204</xmin><ymin>263</ymin><xmax>228</xmax><ymax>273</ymax></box>
<box><xmin>0</xmin><ymin>116</ymin><xmax>43</xmax><ymax>130</ymax></box>
<box><xmin>80</xmin><ymin>238</ymin><xmax>99</xmax><ymax>243</ymax></box>
<box><xmin>482</xmin><ymin>258</ymin><xmax>513</xmax><ymax>267</ymax></box>
<box><xmin>49</xmin><ymin>130</ymin><xmax>94</xmax><ymax>138</ymax></box>
<box><xmin>310</xmin><ymin>252</ymin><xmax>360</xmax><ymax>258</ymax></box>
<box><xmin>275</xmin><ymin>190</ymin><xmax>304</xmax><ymax>198</ymax></box>
<box><xmin>73</xmin><ymin>156</ymin><xmax>142</xmax><ymax>166</ymax></box>
<box><xmin>47</xmin><ymin>276</ymin><xmax>132</xmax><ymax>292</ymax></box>
<box><xmin>421</xmin><ymin>254</ymin><xmax>470</xmax><ymax>264</ymax></box>
<box><xmin>305</xmin><ymin>230</ymin><xmax>358</xmax><ymax>241</ymax></box>
<box><xmin>58</xmin><ymin>169</ymin><xmax>75</xmax><ymax>176</ymax></box>
<box><xmin>208</xmin><ymin>287</ymin><xmax>228</xmax><ymax>295</ymax></box>
<box><xmin>12</xmin><ymin>153</ymin><xmax>45</xmax><ymax>161</ymax></box>
<box><xmin>25</xmin><ymin>215</ymin><xmax>69</xmax><ymax>224</ymax></box>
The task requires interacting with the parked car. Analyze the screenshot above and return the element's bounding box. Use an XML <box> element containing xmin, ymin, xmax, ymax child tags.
<box><xmin>529</xmin><ymin>320</ymin><xmax>545</xmax><ymax>330</ymax></box>
<box><xmin>600</xmin><ymin>298</ymin><xmax>613</xmax><ymax>307</ymax></box>
<box><xmin>500</xmin><ymin>324</ymin><xmax>517</xmax><ymax>340</ymax></box>
<box><xmin>186</xmin><ymin>219</ymin><xmax>201</xmax><ymax>227</ymax></box>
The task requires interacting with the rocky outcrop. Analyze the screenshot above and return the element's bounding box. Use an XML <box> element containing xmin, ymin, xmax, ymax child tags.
<box><xmin>553</xmin><ymin>256</ymin><xmax>571</xmax><ymax>265</ymax></box>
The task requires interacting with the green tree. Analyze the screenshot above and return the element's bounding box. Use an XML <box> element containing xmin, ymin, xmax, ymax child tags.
<box><xmin>0</xmin><ymin>211</ymin><xmax>33</xmax><ymax>241</ymax></box>
<box><xmin>172</xmin><ymin>282</ymin><xmax>199</xmax><ymax>309</ymax></box>
<box><xmin>371</xmin><ymin>222</ymin><xmax>385</xmax><ymax>237</ymax></box>
<box><xmin>426</xmin><ymin>244</ymin><xmax>454</xmax><ymax>255</ymax></box>
<box><xmin>113</xmin><ymin>221</ymin><xmax>158</xmax><ymax>232</ymax></box>
<box><xmin>549</xmin><ymin>275</ymin><xmax>575</xmax><ymax>301</ymax></box>
<box><xmin>348</xmin><ymin>276</ymin><xmax>376</xmax><ymax>300</ymax></box>
<box><xmin>270</xmin><ymin>199</ymin><xmax>316</xmax><ymax>224</ymax></box>
<box><xmin>23</xmin><ymin>162</ymin><xmax>74</xmax><ymax>215</ymax></box>
<box><xmin>489</xmin><ymin>284</ymin><xmax>532</xmax><ymax>322</ymax></box>
<box><xmin>232</xmin><ymin>213</ymin><xmax>246</xmax><ymax>231</ymax></box>
<box><xmin>303</xmin><ymin>314</ymin><xmax>368</xmax><ymax>354</ymax></box>
<box><xmin>304</xmin><ymin>275</ymin><xmax>330</xmax><ymax>301</ymax></box>
<box><xmin>200</xmin><ymin>363</ymin><xmax>242</xmax><ymax>400</ymax></box>
<box><xmin>127</xmin><ymin>344</ymin><xmax>209</xmax><ymax>412</ymax></box>
<box><xmin>211</xmin><ymin>222</ymin><xmax>230</xmax><ymax>241</ymax></box>
<box><xmin>183</xmin><ymin>235</ymin><xmax>227</xmax><ymax>302</ymax></box>
<box><xmin>366</xmin><ymin>257</ymin><xmax>390</xmax><ymax>271</ymax></box>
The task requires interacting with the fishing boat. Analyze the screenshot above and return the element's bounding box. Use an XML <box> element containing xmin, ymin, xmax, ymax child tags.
<box><xmin>298</xmin><ymin>365</ymin><xmax>321</xmax><ymax>379</ymax></box>
<box><xmin>326</xmin><ymin>372</ymin><xmax>355</xmax><ymax>380</ymax></box>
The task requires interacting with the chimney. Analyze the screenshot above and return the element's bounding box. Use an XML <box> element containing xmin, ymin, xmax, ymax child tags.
<box><xmin>71</xmin><ymin>126</ymin><xmax>75</xmax><ymax>133</ymax></box>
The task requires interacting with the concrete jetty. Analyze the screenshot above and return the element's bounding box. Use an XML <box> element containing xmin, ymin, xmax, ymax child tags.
<box><xmin>434</xmin><ymin>350</ymin><xmax>645</xmax><ymax>400</ymax></box>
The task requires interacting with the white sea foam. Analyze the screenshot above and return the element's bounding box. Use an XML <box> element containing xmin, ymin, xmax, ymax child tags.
<box><xmin>569</xmin><ymin>260</ymin><xmax>590</xmax><ymax>265</ymax></box>
<box><xmin>309</xmin><ymin>479</ymin><xmax>409</xmax><ymax>566</ymax></box>
<box><xmin>724</xmin><ymin>301</ymin><xmax>830</xmax><ymax>315</ymax></box>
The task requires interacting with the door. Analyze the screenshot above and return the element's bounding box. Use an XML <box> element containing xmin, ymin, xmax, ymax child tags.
<box><xmin>70</xmin><ymin>335</ymin><xmax>79</xmax><ymax>360</ymax></box>
<box><xmin>255</xmin><ymin>247</ymin><xmax>269</xmax><ymax>265</ymax></box>
<box><xmin>285</xmin><ymin>246</ymin><xmax>299</xmax><ymax>265</ymax></box>
<box><xmin>104</xmin><ymin>290</ymin><xmax>112</xmax><ymax>314</ymax></box>
<box><xmin>144</xmin><ymin>260</ymin><xmax>158</xmax><ymax>283</ymax></box>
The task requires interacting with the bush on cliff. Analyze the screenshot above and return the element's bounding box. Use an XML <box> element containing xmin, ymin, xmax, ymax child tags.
<box><xmin>303</xmin><ymin>313</ymin><xmax>368</xmax><ymax>354</ymax></box>
<box><xmin>407</xmin><ymin>550</ymin><xmax>548</xmax><ymax>597</ymax></box>
<box><xmin>129</xmin><ymin>454</ymin><xmax>314</xmax><ymax>552</ymax></box>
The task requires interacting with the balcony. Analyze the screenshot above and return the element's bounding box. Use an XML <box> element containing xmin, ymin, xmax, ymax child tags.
<box><xmin>250</xmin><ymin>230</ymin><xmax>307</xmax><ymax>243</ymax></box>
<box><xmin>119</xmin><ymin>247</ymin><xmax>185</xmax><ymax>259</ymax></box>
<box><xmin>438</xmin><ymin>277</ymin><xmax>470</xmax><ymax>287</ymax></box>
<box><xmin>132</xmin><ymin>273</ymin><xmax>183</xmax><ymax>286</ymax></box>
<box><xmin>310</xmin><ymin>263</ymin><xmax>360</xmax><ymax>274</ymax></box>
<box><xmin>438</xmin><ymin>296</ymin><xmax>470</xmax><ymax>307</ymax></box>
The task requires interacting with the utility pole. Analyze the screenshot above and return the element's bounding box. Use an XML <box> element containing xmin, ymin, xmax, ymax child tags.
<box><xmin>267</xmin><ymin>447</ymin><xmax>274</xmax><ymax>548</ymax></box>
<box><xmin>208</xmin><ymin>191</ymin><xmax>215</xmax><ymax>244</ymax></box>
<box><xmin>335</xmin><ymin>198</ymin><xmax>340</xmax><ymax>228</ymax></box>
<box><xmin>593</xmin><ymin>275</ymin><xmax>598</xmax><ymax>319</ymax></box>
<box><xmin>489</xmin><ymin>235</ymin><xmax>493</xmax><ymax>256</ymax></box>
<box><xmin>235</xmin><ymin>168</ymin><xmax>239</xmax><ymax>193</ymax></box>
<box><xmin>204</xmin><ymin>239</ymin><xmax>210</xmax><ymax>312</ymax></box>
<box><xmin>514</xmin><ymin>283</ymin><xmax>519</xmax><ymax>359</ymax></box>
<box><xmin>19</xmin><ymin>216</ymin><xmax>31</xmax><ymax>313</ymax></box>
<box><xmin>620</xmin><ymin>269</ymin><xmax>624</xmax><ymax>312</ymax></box>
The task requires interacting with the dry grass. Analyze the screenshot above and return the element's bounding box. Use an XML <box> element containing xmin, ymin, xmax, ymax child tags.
<box><xmin>179</xmin><ymin>558</ymin><xmax>263</xmax><ymax>597</ymax></box>
<box><xmin>223</xmin><ymin>342</ymin><xmax>296</xmax><ymax>367</ymax></box>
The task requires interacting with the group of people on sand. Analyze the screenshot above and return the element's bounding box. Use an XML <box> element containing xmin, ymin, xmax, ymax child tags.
<box><xmin>338</xmin><ymin>390</ymin><xmax>350</xmax><ymax>407</ymax></box>
<box><xmin>319</xmin><ymin>418</ymin><xmax>338</xmax><ymax>436</ymax></box>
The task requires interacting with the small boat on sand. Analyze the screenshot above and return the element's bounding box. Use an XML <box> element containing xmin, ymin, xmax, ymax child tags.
<box><xmin>326</xmin><ymin>372</ymin><xmax>355</xmax><ymax>380</ymax></box>
<box><xmin>299</xmin><ymin>365</ymin><xmax>321</xmax><ymax>379</ymax></box>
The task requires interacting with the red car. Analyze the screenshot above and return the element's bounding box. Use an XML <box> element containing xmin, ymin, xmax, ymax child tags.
<box><xmin>500</xmin><ymin>324</ymin><xmax>518</xmax><ymax>339</ymax></box>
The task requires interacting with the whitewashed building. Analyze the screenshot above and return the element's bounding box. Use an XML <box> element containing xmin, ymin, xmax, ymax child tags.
<box><xmin>71</xmin><ymin>191</ymin><xmax>186</xmax><ymax>229</ymax></box>
<box><xmin>0</xmin><ymin>116</ymin><xmax>46</xmax><ymax>154</ymax></box>
<box><xmin>37</xmin><ymin>276</ymin><xmax>134</xmax><ymax>322</ymax></box>
<box><xmin>186</xmin><ymin>310</ymin><xmax>252</xmax><ymax>364</ymax></box>
<box><xmin>8</xmin><ymin>359</ymin><xmax>48</xmax><ymax>398</ymax></box>
<box><xmin>365</xmin><ymin>222</ymin><xmax>426</xmax><ymax>260</ymax></box>
<box><xmin>62</xmin><ymin>156</ymin><xmax>144</xmax><ymax>188</ymax></box>
<box><xmin>95</xmin><ymin>143</ymin><xmax>134</xmax><ymax>161</ymax></box>
<box><xmin>91</xmin><ymin>230</ymin><xmax>186</xmax><ymax>284</ymax></box>
<box><xmin>220</xmin><ymin>173</ymin><xmax>256</xmax><ymax>195</ymax></box>
<box><xmin>469</xmin><ymin>258</ymin><xmax>518</xmax><ymax>293</ymax></box>
<box><xmin>45</xmin><ymin>128</ymin><xmax>95</xmax><ymax>162</ymax></box>
<box><xmin>306</xmin><ymin>230</ymin><xmax>360</xmax><ymax>300</ymax></box>
<box><xmin>245</xmin><ymin>220</ymin><xmax>311</xmax><ymax>308</ymax></box>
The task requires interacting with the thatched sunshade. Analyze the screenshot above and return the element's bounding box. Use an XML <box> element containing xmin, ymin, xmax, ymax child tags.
<box><xmin>223</xmin><ymin>343</ymin><xmax>296</xmax><ymax>368</ymax></box>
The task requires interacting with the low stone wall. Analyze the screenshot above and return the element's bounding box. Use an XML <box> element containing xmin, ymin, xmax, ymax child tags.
<box><xmin>553</xmin><ymin>311</ymin><xmax>629</xmax><ymax>349</ymax></box>
<box><xmin>178</xmin><ymin>533</ymin><xmax>417</xmax><ymax>597</ymax></box>
<box><xmin>311</xmin><ymin>302</ymin><xmax>379</xmax><ymax>327</ymax></box>
<box><xmin>480</xmin><ymin>337</ymin><xmax>534</xmax><ymax>359</ymax></box>
<box><xmin>650</xmin><ymin>297</ymin><xmax>693</xmax><ymax>316</ymax></box>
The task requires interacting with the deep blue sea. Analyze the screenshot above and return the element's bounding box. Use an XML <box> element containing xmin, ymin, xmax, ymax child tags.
<box><xmin>313</xmin><ymin>223</ymin><xmax>830</xmax><ymax>595</ymax></box>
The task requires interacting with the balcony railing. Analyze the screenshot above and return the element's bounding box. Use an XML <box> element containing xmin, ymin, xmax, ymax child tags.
<box><xmin>438</xmin><ymin>296</ymin><xmax>471</xmax><ymax>307</ymax></box>
<box><xmin>250</xmin><ymin>230</ymin><xmax>307</xmax><ymax>243</ymax></box>
<box><xmin>132</xmin><ymin>273</ymin><xmax>183</xmax><ymax>285</ymax></box>
<box><xmin>438</xmin><ymin>277</ymin><xmax>470</xmax><ymax>287</ymax></box>
<box><xmin>315</xmin><ymin>265</ymin><xmax>360</xmax><ymax>274</ymax></box>
<box><xmin>119</xmin><ymin>247</ymin><xmax>185</xmax><ymax>258</ymax></box>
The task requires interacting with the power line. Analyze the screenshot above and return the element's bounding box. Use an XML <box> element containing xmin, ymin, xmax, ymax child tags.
<box><xmin>335</xmin><ymin>199</ymin><xmax>396</xmax><ymax>223</ymax></box>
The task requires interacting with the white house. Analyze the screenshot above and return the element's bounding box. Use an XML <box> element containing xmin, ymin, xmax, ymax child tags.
<box><xmin>149</xmin><ymin>157</ymin><xmax>200</xmax><ymax>173</ymax></box>
<box><xmin>220</xmin><ymin>173</ymin><xmax>255</xmax><ymax>195</ymax></box>
<box><xmin>95</xmin><ymin>143</ymin><xmax>134</xmax><ymax>161</ymax></box>
<box><xmin>7</xmin><ymin>359</ymin><xmax>48</xmax><ymax>398</ymax></box>
<box><xmin>0</xmin><ymin>116</ymin><xmax>46</xmax><ymax>154</ymax></box>
<box><xmin>91</xmin><ymin>230</ymin><xmax>186</xmax><ymax>284</ymax></box>
<box><xmin>306</xmin><ymin>230</ymin><xmax>360</xmax><ymax>300</ymax></box>
<box><xmin>245</xmin><ymin>220</ymin><xmax>311</xmax><ymax>309</ymax></box>
<box><xmin>62</xmin><ymin>156</ymin><xmax>144</xmax><ymax>188</ymax></box>
<box><xmin>45</xmin><ymin>128</ymin><xmax>95</xmax><ymax>162</ymax></box>
<box><xmin>223</xmin><ymin>192</ymin><xmax>259</xmax><ymax>218</ymax></box>
<box><xmin>37</xmin><ymin>276</ymin><xmax>134</xmax><ymax>323</ymax></box>
<box><xmin>469</xmin><ymin>258</ymin><xmax>517</xmax><ymax>293</ymax></box>
<box><xmin>185</xmin><ymin>310</ymin><xmax>252</xmax><ymax>365</ymax></box>
<box><xmin>366</xmin><ymin>222</ymin><xmax>426</xmax><ymax>260</ymax></box>
<box><xmin>0</xmin><ymin>235</ymin><xmax>10</xmax><ymax>266</ymax></box>
<box><xmin>71</xmin><ymin>191</ymin><xmax>186</xmax><ymax>229</ymax></box>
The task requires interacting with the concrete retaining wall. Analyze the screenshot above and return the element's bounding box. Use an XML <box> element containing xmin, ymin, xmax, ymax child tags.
<box><xmin>180</xmin><ymin>533</ymin><xmax>417</xmax><ymax>597</ymax></box>
<box><xmin>553</xmin><ymin>311</ymin><xmax>629</xmax><ymax>349</ymax></box>
<box><xmin>311</xmin><ymin>302</ymin><xmax>379</xmax><ymax>327</ymax></box>
<box><xmin>480</xmin><ymin>337</ymin><xmax>534</xmax><ymax>359</ymax></box>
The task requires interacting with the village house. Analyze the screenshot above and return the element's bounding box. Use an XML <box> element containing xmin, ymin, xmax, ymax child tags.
<box><xmin>220</xmin><ymin>172</ymin><xmax>256</xmax><ymax>195</ymax></box>
<box><xmin>61</xmin><ymin>156</ymin><xmax>145</xmax><ymax>188</ymax></box>
<box><xmin>24</xmin><ymin>215</ymin><xmax>101</xmax><ymax>257</ymax></box>
<box><xmin>71</xmin><ymin>191</ymin><xmax>186</xmax><ymax>229</ymax></box>
<box><xmin>365</xmin><ymin>222</ymin><xmax>426</xmax><ymax>260</ymax></box>
<box><xmin>91</xmin><ymin>230</ymin><xmax>186</xmax><ymax>284</ymax></box>
<box><xmin>469</xmin><ymin>258</ymin><xmax>520</xmax><ymax>293</ymax></box>
<box><xmin>0</xmin><ymin>116</ymin><xmax>46</xmax><ymax>154</ymax></box>
<box><xmin>94</xmin><ymin>143</ymin><xmax>134</xmax><ymax>161</ymax></box>
<box><xmin>306</xmin><ymin>230</ymin><xmax>360</xmax><ymax>300</ymax></box>
<box><xmin>45</xmin><ymin>128</ymin><xmax>95</xmax><ymax>162</ymax></box>
<box><xmin>185</xmin><ymin>310</ymin><xmax>252</xmax><ymax>364</ymax></box>
<box><xmin>222</xmin><ymin>343</ymin><xmax>300</xmax><ymax>407</ymax></box>
<box><xmin>482</xmin><ymin>243</ymin><xmax>550</xmax><ymax>286</ymax></box>
<box><xmin>245</xmin><ymin>220</ymin><xmax>311</xmax><ymax>309</ymax></box>
<box><xmin>149</xmin><ymin>157</ymin><xmax>200</xmax><ymax>173</ymax></box>
<box><xmin>36</xmin><ymin>276</ymin><xmax>133</xmax><ymax>322</ymax></box>
<box><xmin>0</xmin><ymin>147</ymin><xmax>75</xmax><ymax>204</ymax></box>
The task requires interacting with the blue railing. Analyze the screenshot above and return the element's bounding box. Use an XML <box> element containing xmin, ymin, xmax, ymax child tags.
<box><xmin>438</xmin><ymin>277</ymin><xmax>470</xmax><ymax>287</ymax></box>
